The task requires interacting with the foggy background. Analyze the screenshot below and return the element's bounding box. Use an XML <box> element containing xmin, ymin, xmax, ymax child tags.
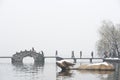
<box><xmin>0</xmin><ymin>0</ymin><xmax>120</xmax><ymax>57</ymax></box>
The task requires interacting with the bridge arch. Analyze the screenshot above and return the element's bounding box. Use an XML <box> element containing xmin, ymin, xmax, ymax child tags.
<box><xmin>12</xmin><ymin>48</ymin><xmax>44</xmax><ymax>64</ymax></box>
<box><xmin>23</xmin><ymin>56</ymin><xmax>34</xmax><ymax>63</ymax></box>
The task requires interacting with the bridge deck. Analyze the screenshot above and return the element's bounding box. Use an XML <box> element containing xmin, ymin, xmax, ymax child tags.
<box><xmin>0</xmin><ymin>57</ymin><xmax>12</xmax><ymax>58</ymax></box>
<box><xmin>44</xmin><ymin>56</ymin><xmax>56</xmax><ymax>58</ymax></box>
<box><xmin>63</xmin><ymin>58</ymin><xmax>103</xmax><ymax>59</ymax></box>
<box><xmin>44</xmin><ymin>56</ymin><xmax>103</xmax><ymax>60</ymax></box>
<box><xmin>0</xmin><ymin>56</ymin><xmax>103</xmax><ymax>60</ymax></box>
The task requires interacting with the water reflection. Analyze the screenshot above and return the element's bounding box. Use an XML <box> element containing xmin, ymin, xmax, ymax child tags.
<box><xmin>77</xmin><ymin>70</ymin><xmax>114</xmax><ymax>80</ymax></box>
<box><xmin>57</xmin><ymin>70</ymin><xmax>73</xmax><ymax>77</ymax></box>
<box><xmin>112</xmin><ymin>63</ymin><xmax>120</xmax><ymax>80</ymax></box>
<box><xmin>56</xmin><ymin>63</ymin><xmax>120</xmax><ymax>80</ymax></box>
<box><xmin>12</xmin><ymin>62</ymin><xmax>44</xmax><ymax>67</ymax></box>
<box><xmin>0</xmin><ymin>60</ymin><xmax>56</xmax><ymax>80</ymax></box>
<box><xmin>12</xmin><ymin>62</ymin><xmax>44</xmax><ymax>73</ymax></box>
<box><xmin>56</xmin><ymin>70</ymin><xmax>75</xmax><ymax>80</ymax></box>
<box><xmin>12</xmin><ymin>62</ymin><xmax>44</xmax><ymax>80</ymax></box>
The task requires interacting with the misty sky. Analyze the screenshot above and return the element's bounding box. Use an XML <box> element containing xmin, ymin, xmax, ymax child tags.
<box><xmin>0</xmin><ymin>0</ymin><xmax>120</xmax><ymax>57</ymax></box>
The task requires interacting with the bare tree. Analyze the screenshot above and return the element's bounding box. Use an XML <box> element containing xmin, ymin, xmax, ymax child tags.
<box><xmin>96</xmin><ymin>21</ymin><xmax>120</xmax><ymax>58</ymax></box>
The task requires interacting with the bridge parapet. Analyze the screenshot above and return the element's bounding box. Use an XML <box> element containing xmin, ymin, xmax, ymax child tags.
<box><xmin>12</xmin><ymin>48</ymin><xmax>44</xmax><ymax>64</ymax></box>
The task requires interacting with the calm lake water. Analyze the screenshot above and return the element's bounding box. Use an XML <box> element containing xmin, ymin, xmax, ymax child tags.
<box><xmin>0</xmin><ymin>59</ymin><xmax>120</xmax><ymax>80</ymax></box>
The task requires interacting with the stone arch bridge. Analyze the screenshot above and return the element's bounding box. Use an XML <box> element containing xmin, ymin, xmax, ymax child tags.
<box><xmin>12</xmin><ymin>48</ymin><xmax>44</xmax><ymax>64</ymax></box>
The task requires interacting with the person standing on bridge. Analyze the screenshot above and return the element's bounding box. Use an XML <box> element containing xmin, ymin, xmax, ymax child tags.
<box><xmin>91</xmin><ymin>51</ymin><xmax>94</xmax><ymax>58</ymax></box>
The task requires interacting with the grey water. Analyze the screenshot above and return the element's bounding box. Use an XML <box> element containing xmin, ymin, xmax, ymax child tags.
<box><xmin>0</xmin><ymin>58</ymin><xmax>56</xmax><ymax>80</ymax></box>
<box><xmin>0</xmin><ymin>59</ymin><xmax>120</xmax><ymax>80</ymax></box>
